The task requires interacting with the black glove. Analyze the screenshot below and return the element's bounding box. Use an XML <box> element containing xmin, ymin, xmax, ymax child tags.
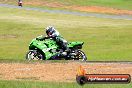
<box><xmin>36</xmin><ymin>38</ymin><xmax>44</xmax><ymax>41</ymax></box>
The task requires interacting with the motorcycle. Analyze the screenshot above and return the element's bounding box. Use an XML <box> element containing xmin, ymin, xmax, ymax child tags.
<box><xmin>26</xmin><ymin>36</ymin><xmax>87</xmax><ymax>61</ymax></box>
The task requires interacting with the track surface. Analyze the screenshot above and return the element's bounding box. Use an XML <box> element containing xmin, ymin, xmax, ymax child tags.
<box><xmin>0</xmin><ymin>62</ymin><xmax>132</xmax><ymax>82</ymax></box>
<box><xmin>0</xmin><ymin>3</ymin><xmax>132</xmax><ymax>20</ymax></box>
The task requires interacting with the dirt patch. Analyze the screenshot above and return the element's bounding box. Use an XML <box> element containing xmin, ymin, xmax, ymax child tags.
<box><xmin>24</xmin><ymin>1</ymin><xmax>132</xmax><ymax>15</ymax></box>
<box><xmin>0</xmin><ymin>34</ymin><xmax>18</xmax><ymax>38</ymax></box>
<box><xmin>25</xmin><ymin>1</ymin><xmax>64</xmax><ymax>8</ymax></box>
<box><xmin>0</xmin><ymin>62</ymin><xmax>132</xmax><ymax>82</ymax></box>
<box><xmin>68</xmin><ymin>6</ymin><xmax>132</xmax><ymax>15</ymax></box>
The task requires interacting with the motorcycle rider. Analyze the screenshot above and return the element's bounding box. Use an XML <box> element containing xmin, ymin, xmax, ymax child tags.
<box><xmin>36</xmin><ymin>26</ymin><xmax>69</xmax><ymax>57</ymax></box>
<box><xmin>18</xmin><ymin>0</ymin><xmax>22</xmax><ymax>7</ymax></box>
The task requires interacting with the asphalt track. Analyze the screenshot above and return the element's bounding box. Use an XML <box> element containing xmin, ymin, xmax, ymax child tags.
<box><xmin>0</xmin><ymin>3</ymin><xmax>132</xmax><ymax>20</ymax></box>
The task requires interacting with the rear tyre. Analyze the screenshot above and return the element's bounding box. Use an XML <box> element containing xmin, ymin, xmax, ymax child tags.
<box><xmin>26</xmin><ymin>50</ymin><xmax>44</xmax><ymax>60</ymax></box>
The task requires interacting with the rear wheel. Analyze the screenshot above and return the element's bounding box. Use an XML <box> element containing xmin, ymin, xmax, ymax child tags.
<box><xmin>74</xmin><ymin>50</ymin><xmax>87</xmax><ymax>61</ymax></box>
<box><xmin>26</xmin><ymin>50</ymin><xmax>44</xmax><ymax>60</ymax></box>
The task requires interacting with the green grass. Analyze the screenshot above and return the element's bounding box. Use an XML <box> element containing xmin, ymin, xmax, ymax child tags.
<box><xmin>0</xmin><ymin>0</ymin><xmax>132</xmax><ymax>10</ymax></box>
<box><xmin>0</xmin><ymin>6</ymin><xmax>132</xmax><ymax>61</ymax></box>
<box><xmin>0</xmin><ymin>80</ymin><xmax>132</xmax><ymax>88</ymax></box>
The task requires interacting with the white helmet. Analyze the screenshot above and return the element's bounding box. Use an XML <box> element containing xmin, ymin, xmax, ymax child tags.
<box><xmin>46</xmin><ymin>26</ymin><xmax>59</xmax><ymax>37</ymax></box>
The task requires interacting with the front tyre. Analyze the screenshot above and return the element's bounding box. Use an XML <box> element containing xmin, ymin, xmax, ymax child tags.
<box><xmin>26</xmin><ymin>50</ymin><xmax>44</xmax><ymax>60</ymax></box>
<box><xmin>75</xmin><ymin>50</ymin><xmax>87</xmax><ymax>61</ymax></box>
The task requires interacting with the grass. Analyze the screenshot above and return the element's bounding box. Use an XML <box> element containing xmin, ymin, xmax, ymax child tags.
<box><xmin>0</xmin><ymin>3</ymin><xmax>132</xmax><ymax>88</ymax></box>
<box><xmin>0</xmin><ymin>6</ymin><xmax>132</xmax><ymax>61</ymax></box>
<box><xmin>0</xmin><ymin>0</ymin><xmax>132</xmax><ymax>10</ymax></box>
<box><xmin>0</xmin><ymin>80</ymin><xmax>132</xmax><ymax>88</ymax></box>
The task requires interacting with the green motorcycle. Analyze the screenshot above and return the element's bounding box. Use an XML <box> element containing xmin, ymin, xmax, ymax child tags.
<box><xmin>26</xmin><ymin>36</ymin><xmax>87</xmax><ymax>61</ymax></box>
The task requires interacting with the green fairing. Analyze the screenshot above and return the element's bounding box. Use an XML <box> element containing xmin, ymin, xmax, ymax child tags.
<box><xmin>68</xmin><ymin>42</ymin><xmax>84</xmax><ymax>48</ymax></box>
<box><xmin>29</xmin><ymin>37</ymin><xmax>83</xmax><ymax>60</ymax></box>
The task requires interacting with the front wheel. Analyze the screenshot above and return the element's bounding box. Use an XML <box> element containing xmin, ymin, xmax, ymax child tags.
<box><xmin>74</xmin><ymin>50</ymin><xmax>87</xmax><ymax>61</ymax></box>
<box><xmin>26</xmin><ymin>50</ymin><xmax>44</xmax><ymax>60</ymax></box>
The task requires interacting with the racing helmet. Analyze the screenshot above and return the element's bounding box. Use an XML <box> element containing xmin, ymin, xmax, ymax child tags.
<box><xmin>46</xmin><ymin>26</ymin><xmax>59</xmax><ymax>37</ymax></box>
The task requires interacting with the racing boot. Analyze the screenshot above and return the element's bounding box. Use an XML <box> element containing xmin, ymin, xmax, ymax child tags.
<box><xmin>61</xmin><ymin>48</ymin><xmax>70</xmax><ymax>57</ymax></box>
